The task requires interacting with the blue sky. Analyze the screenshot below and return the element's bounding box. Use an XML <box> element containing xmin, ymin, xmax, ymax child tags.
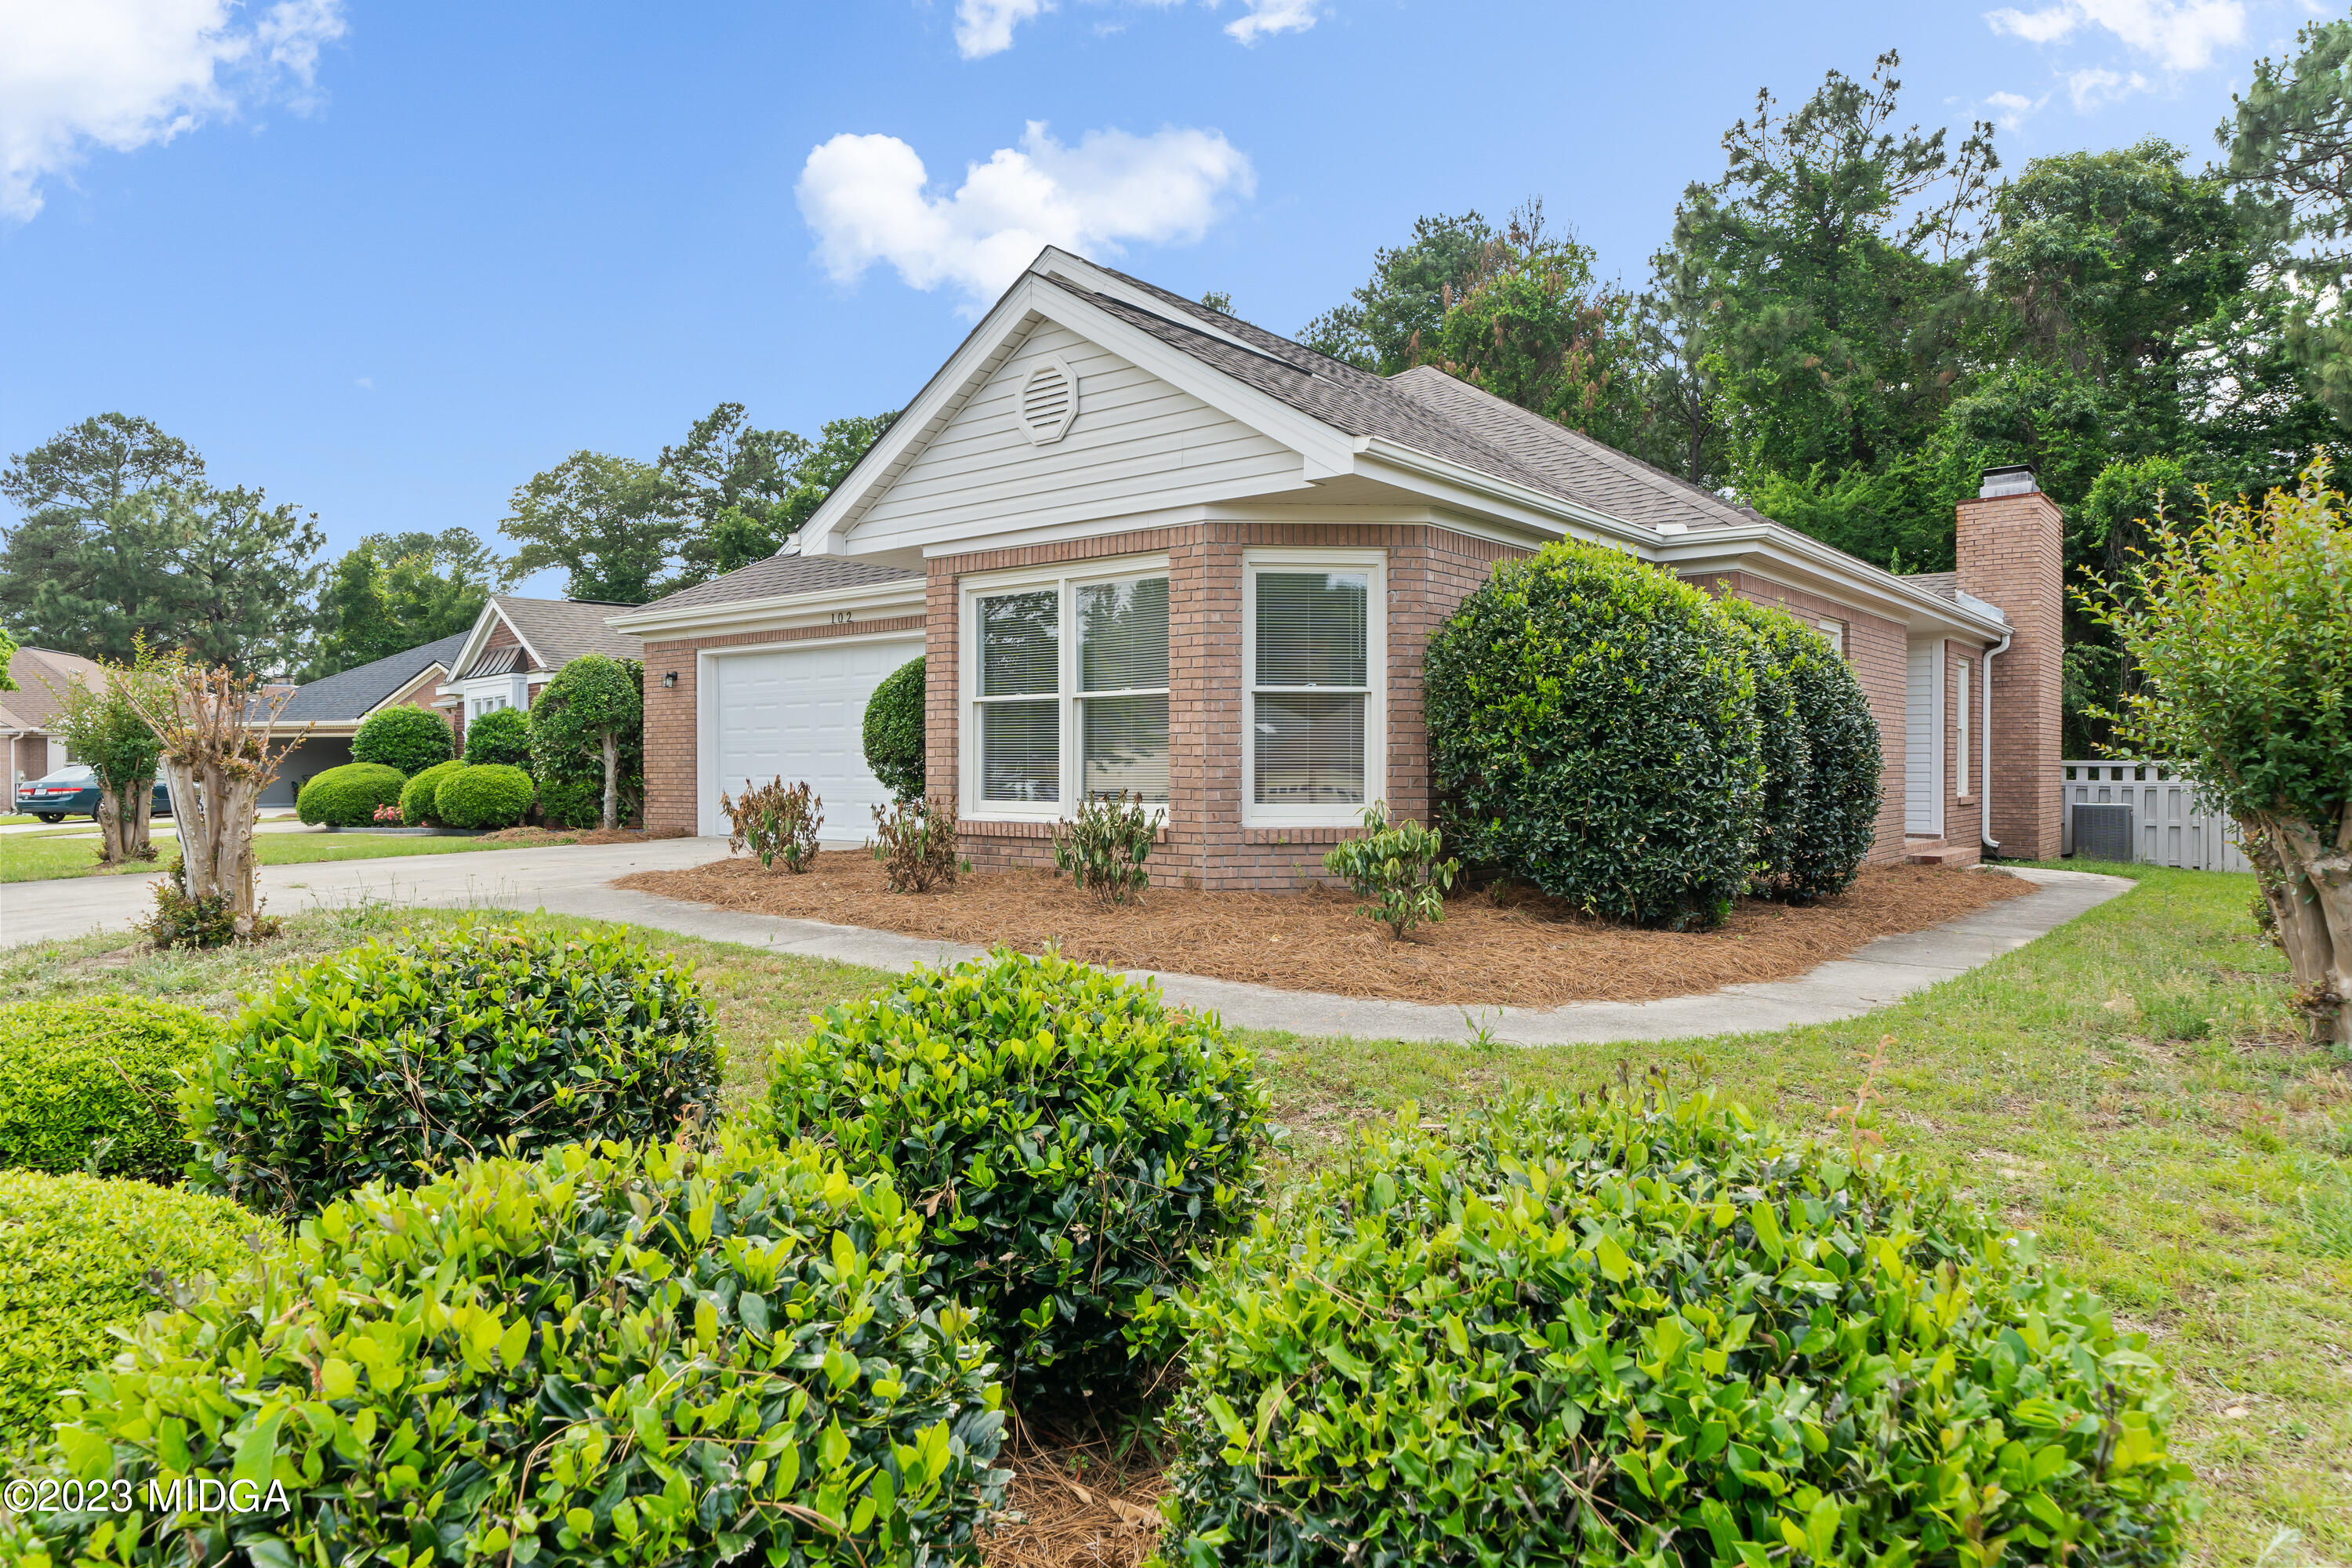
<box><xmin>0</xmin><ymin>0</ymin><xmax>2317</xmax><ymax>597</ymax></box>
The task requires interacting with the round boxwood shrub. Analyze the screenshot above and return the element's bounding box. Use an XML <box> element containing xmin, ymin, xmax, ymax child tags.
<box><xmin>434</xmin><ymin>761</ymin><xmax>535</xmax><ymax>828</ymax></box>
<box><xmin>864</xmin><ymin>655</ymin><xmax>927</xmax><ymax>801</ymax></box>
<box><xmin>8</xmin><ymin>1138</ymin><xmax>1009</xmax><ymax>1562</ymax></box>
<box><xmin>766</xmin><ymin>947</ymin><xmax>1269</xmax><ymax>1399</ymax></box>
<box><xmin>183</xmin><ymin>919</ymin><xmax>720</xmax><ymax>1214</ymax></box>
<box><xmin>397</xmin><ymin>757</ymin><xmax>466</xmax><ymax>826</ymax></box>
<box><xmin>296</xmin><ymin>761</ymin><xmax>407</xmax><ymax>826</ymax></box>
<box><xmin>0</xmin><ymin>1170</ymin><xmax>274</xmax><ymax>1452</ymax></box>
<box><xmin>0</xmin><ymin>996</ymin><xmax>220</xmax><ymax>1182</ymax></box>
<box><xmin>350</xmin><ymin>703</ymin><xmax>455</xmax><ymax>776</ymax></box>
<box><xmin>1783</xmin><ymin>627</ymin><xmax>1884</xmax><ymax>902</ymax></box>
<box><xmin>462</xmin><ymin>703</ymin><xmax>534</xmax><ymax>770</ymax></box>
<box><xmin>1426</xmin><ymin>539</ymin><xmax>1764</xmax><ymax>930</ymax></box>
<box><xmin>1153</xmin><ymin>1090</ymin><xmax>2192</xmax><ymax>1566</ymax></box>
<box><xmin>1719</xmin><ymin>597</ymin><xmax>1814</xmax><ymax>891</ymax></box>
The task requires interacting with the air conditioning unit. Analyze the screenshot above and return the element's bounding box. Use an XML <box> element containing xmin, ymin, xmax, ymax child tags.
<box><xmin>2071</xmin><ymin>803</ymin><xmax>2134</xmax><ymax>865</ymax></box>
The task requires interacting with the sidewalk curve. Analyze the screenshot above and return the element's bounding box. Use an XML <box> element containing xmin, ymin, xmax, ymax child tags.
<box><xmin>0</xmin><ymin>840</ymin><xmax>2129</xmax><ymax>1046</ymax></box>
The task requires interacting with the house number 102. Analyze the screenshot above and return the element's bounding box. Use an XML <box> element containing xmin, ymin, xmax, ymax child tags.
<box><xmin>829</xmin><ymin>611</ymin><xmax>855</xmax><ymax>624</ymax></box>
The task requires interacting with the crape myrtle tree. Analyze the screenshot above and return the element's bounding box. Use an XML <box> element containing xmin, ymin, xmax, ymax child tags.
<box><xmin>2085</xmin><ymin>459</ymin><xmax>2352</xmax><ymax>1046</ymax></box>
<box><xmin>47</xmin><ymin>653</ymin><xmax>168</xmax><ymax>865</ymax></box>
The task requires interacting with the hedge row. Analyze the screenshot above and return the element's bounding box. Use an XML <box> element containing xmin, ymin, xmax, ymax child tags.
<box><xmin>1427</xmin><ymin>539</ymin><xmax>1882</xmax><ymax>927</ymax></box>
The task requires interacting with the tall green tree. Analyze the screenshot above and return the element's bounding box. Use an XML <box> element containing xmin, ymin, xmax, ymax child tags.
<box><xmin>0</xmin><ymin>415</ymin><xmax>205</xmax><ymax>654</ymax></box>
<box><xmin>666</xmin><ymin>405</ymin><xmax>897</xmax><ymax>578</ymax></box>
<box><xmin>1300</xmin><ymin>211</ymin><xmax>1498</xmax><ymax>372</ymax></box>
<box><xmin>307</xmin><ymin>529</ymin><xmax>511</xmax><ymax>679</ymax></box>
<box><xmin>501</xmin><ymin>452</ymin><xmax>688</xmax><ymax>605</ymax></box>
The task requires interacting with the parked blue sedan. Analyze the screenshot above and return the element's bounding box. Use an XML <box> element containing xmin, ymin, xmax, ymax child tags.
<box><xmin>13</xmin><ymin>764</ymin><xmax>173</xmax><ymax>824</ymax></box>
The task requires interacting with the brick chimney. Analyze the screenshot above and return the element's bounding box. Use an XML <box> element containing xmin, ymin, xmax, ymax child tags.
<box><xmin>1955</xmin><ymin>465</ymin><xmax>2064</xmax><ymax>859</ymax></box>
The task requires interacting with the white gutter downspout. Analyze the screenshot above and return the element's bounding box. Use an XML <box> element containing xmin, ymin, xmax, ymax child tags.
<box><xmin>1977</xmin><ymin>626</ymin><xmax>2011</xmax><ymax>856</ymax></box>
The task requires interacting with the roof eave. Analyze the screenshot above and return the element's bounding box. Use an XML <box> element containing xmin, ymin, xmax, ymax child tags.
<box><xmin>1650</xmin><ymin>524</ymin><xmax>2010</xmax><ymax>638</ymax></box>
<box><xmin>606</xmin><ymin>576</ymin><xmax>927</xmax><ymax>639</ymax></box>
<box><xmin>1351</xmin><ymin>438</ymin><xmax>1655</xmax><ymax>548</ymax></box>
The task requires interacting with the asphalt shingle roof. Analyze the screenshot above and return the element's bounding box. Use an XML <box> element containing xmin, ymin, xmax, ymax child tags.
<box><xmin>0</xmin><ymin>646</ymin><xmax>108</xmax><ymax>732</ymax></box>
<box><xmin>465</xmin><ymin>597</ymin><xmax>643</xmax><ymax>675</ymax></box>
<box><xmin>629</xmin><ymin>554</ymin><xmax>920</xmax><ymax>619</ymax></box>
<box><xmin>275</xmin><ymin>632</ymin><xmax>469</xmax><ymax>722</ymax></box>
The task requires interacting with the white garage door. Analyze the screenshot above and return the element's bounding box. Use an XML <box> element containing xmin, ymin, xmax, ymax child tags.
<box><xmin>710</xmin><ymin>637</ymin><xmax>922</xmax><ymax>844</ymax></box>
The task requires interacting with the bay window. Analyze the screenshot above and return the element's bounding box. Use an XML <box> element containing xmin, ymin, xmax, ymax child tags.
<box><xmin>1244</xmin><ymin>550</ymin><xmax>1383</xmax><ymax>823</ymax></box>
<box><xmin>966</xmin><ymin>562</ymin><xmax>1170</xmax><ymax>813</ymax></box>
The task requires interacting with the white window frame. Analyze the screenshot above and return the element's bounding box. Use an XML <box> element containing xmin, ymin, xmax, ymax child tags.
<box><xmin>958</xmin><ymin>552</ymin><xmax>1172</xmax><ymax>822</ymax></box>
<box><xmin>1816</xmin><ymin>618</ymin><xmax>1846</xmax><ymax>657</ymax></box>
<box><xmin>1241</xmin><ymin>547</ymin><xmax>1387</xmax><ymax>829</ymax></box>
<box><xmin>458</xmin><ymin>673</ymin><xmax>528</xmax><ymax>720</ymax></box>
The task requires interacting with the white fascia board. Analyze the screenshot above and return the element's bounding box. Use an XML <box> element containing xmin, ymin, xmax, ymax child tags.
<box><xmin>362</xmin><ymin>662</ymin><xmax>452</xmax><ymax>717</ymax></box>
<box><xmin>1029</xmin><ymin>249</ymin><xmax>1275</xmax><ymax>359</ymax></box>
<box><xmin>444</xmin><ymin>601</ymin><xmax>538</xmax><ymax>684</ymax></box>
<box><xmin>1651</xmin><ymin>525</ymin><xmax>2009</xmax><ymax>639</ymax></box>
<box><xmin>606</xmin><ymin>577</ymin><xmax>926</xmax><ymax>640</ymax></box>
<box><xmin>1349</xmin><ymin>441</ymin><xmax>1652</xmax><ymax>549</ymax></box>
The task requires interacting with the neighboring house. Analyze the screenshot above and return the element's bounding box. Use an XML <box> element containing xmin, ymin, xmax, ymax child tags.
<box><xmin>259</xmin><ymin>631</ymin><xmax>470</xmax><ymax>806</ymax></box>
<box><xmin>431</xmin><ymin>595</ymin><xmax>644</xmax><ymax>750</ymax></box>
<box><xmin>0</xmin><ymin>645</ymin><xmax>108</xmax><ymax>808</ymax></box>
<box><xmin>611</xmin><ymin>247</ymin><xmax>2064</xmax><ymax>884</ymax></box>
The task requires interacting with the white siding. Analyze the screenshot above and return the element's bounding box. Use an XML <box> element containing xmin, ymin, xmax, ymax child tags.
<box><xmin>849</xmin><ymin>321</ymin><xmax>1301</xmax><ymax>550</ymax></box>
<box><xmin>1904</xmin><ymin>641</ymin><xmax>1943</xmax><ymax>836</ymax></box>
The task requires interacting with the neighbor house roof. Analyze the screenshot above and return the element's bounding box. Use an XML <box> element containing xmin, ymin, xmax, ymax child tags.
<box><xmin>274</xmin><ymin>632</ymin><xmax>470</xmax><ymax>724</ymax></box>
<box><xmin>455</xmin><ymin>596</ymin><xmax>643</xmax><ymax>678</ymax></box>
<box><xmin>0</xmin><ymin>646</ymin><xmax>110</xmax><ymax>733</ymax></box>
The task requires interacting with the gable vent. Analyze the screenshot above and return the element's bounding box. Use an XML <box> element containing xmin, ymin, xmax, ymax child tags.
<box><xmin>1017</xmin><ymin>357</ymin><xmax>1078</xmax><ymax>445</ymax></box>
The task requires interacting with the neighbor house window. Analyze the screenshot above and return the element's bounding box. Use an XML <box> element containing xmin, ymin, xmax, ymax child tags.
<box><xmin>1244</xmin><ymin>550</ymin><xmax>1384</xmax><ymax>823</ymax></box>
<box><xmin>967</xmin><ymin>563</ymin><xmax>1170</xmax><ymax>812</ymax></box>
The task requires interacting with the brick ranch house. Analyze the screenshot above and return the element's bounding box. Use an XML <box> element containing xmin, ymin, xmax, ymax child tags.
<box><xmin>610</xmin><ymin>248</ymin><xmax>2063</xmax><ymax>888</ymax></box>
<box><xmin>427</xmin><ymin>595</ymin><xmax>642</xmax><ymax>753</ymax></box>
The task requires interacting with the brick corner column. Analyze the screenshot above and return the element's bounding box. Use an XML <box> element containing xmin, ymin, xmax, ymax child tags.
<box><xmin>1955</xmin><ymin>483</ymin><xmax>2063</xmax><ymax>860</ymax></box>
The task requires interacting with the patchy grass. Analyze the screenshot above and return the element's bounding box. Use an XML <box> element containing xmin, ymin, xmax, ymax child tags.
<box><xmin>0</xmin><ymin>828</ymin><xmax>612</xmax><ymax>884</ymax></box>
<box><xmin>2</xmin><ymin>865</ymin><xmax>2341</xmax><ymax>1566</ymax></box>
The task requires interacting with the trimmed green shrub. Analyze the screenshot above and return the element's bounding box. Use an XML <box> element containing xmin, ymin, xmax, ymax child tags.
<box><xmin>350</xmin><ymin>703</ymin><xmax>455</xmax><ymax>776</ymax></box>
<box><xmin>295</xmin><ymin>761</ymin><xmax>407</xmax><ymax>826</ymax></box>
<box><xmin>434</xmin><ymin>761</ymin><xmax>535</xmax><ymax>828</ymax></box>
<box><xmin>6</xmin><ymin>1138</ymin><xmax>1010</xmax><ymax>1562</ymax></box>
<box><xmin>1719</xmin><ymin>597</ymin><xmax>1815</xmax><ymax>891</ymax></box>
<box><xmin>1154</xmin><ymin>1090</ymin><xmax>2193</xmax><ymax>1566</ymax></box>
<box><xmin>530</xmin><ymin>655</ymin><xmax>644</xmax><ymax>829</ymax></box>
<box><xmin>397</xmin><ymin>757</ymin><xmax>466</xmax><ymax>826</ymax></box>
<box><xmin>0</xmin><ymin>996</ymin><xmax>220</xmax><ymax>1181</ymax></box>
<box><xmin>766</xmin><ymin>948</ymin><xmax>1268</xmax><ymax>1398</ymax></box>
<box><xmin>0</xmin><ymin>1171</ymin><xmax>273</xmax><ymax>1452</ymax></box>
<box><xmin>1426</xmin><ymin>539</ymin><xmax>1764</xmax><ymax>930</ymax></box>
<box><xmin>864</xmin><ymin>655</ymin><xmax>927</xmax><ymax>800</ymax></box>
<box><xmin>461</xmin><ymin>703</ymin><xmax>533</xmax><ymax>770</ymax></box>
<box><xmin>183</xmin><ymin>920</ymin><xmax>720</xmax><ymax>1215</ymax></box>
<box><xmin>1782</xmin><ymin>626</ymin><xmax>1883</xmax><ymax>902</ymax></box>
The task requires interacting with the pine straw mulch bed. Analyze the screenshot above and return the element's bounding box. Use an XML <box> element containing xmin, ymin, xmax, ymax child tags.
<box><xmin>615</xmin><ymin>852</ymin><xmax>2031</xmax><ymax>1009</ymax></box>
<box><xmin>981</xmin><ymin>1420</ymin><xmax>1167</xmax><ymax>1568</ymax></box>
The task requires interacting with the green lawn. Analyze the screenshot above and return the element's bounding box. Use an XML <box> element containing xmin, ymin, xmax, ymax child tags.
<box><xmin>1</xmin><ymin>865</ymin><xmax>2342</xmax><ymax>1567</ymax></box>
<box><xmin>0</xmin><ymin>826</ymin><xmax>586</xmax><ymax>884</ymax></box>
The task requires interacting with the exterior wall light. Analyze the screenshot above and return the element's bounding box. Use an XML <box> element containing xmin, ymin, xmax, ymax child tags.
<box><xmin>662</xmin><ymin>671</ymin><xmax>677</xmax><ymax>688</ymax></box>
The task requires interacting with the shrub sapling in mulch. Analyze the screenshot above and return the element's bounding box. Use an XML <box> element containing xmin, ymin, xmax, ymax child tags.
<box><xmin>1051</xmin><ymin>791</ymin><xmax>1157</xmax><ymax>904</ymax></box>
<box><xmin>721</xmin><ymin>776</ymin><xmax>822</xmax><ymax>872</ymax></box>
<box><xmin>872</xmin><ymin>796</ymin><xmax>959</xmax><ymax>892</ymax></box>
<box><xmin>1321</xmin><ymin>800</ymin><xmax>1459</xmax><ymax>938</ymax></box>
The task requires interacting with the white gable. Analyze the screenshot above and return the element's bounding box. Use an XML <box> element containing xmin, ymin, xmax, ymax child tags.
<box><xmin>844</xmin><ymin>319</ymin><xmax>1303</xmax><ymax>552</ymax></box>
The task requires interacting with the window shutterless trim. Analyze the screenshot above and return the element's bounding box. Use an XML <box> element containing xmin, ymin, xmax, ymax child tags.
<box><xmin>959</xmin><ymin>557</ymin><xmax>1174</xmax><ymax>822</ymax></box>
<box><xmin>1240</xmin><ymin>547</ymin><xmax>1386</xmax><ymax>828</ymax></box>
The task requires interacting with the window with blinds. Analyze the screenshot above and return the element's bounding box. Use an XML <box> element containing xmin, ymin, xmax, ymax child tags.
<box><xmin>1250</xmin><ymin>568</ymin><xmax>1370</xmax><ymax>808</ymax></box>
<box><xmin>969</xmin><ymin>572</ymin><xmax>1170</xmax><ymax>808</ymax></box>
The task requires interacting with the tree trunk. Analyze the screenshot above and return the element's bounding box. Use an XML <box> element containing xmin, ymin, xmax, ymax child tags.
<box><xmin>2247</xmin><ymin>811</ymin><xmax>2352</xmax><ymax>1046</ymax></box>
<box><xmin>129</xmin><ymin>774</ymin><xmax>154</xmax><ymax>858</ymax></box>
<box><xmin>601</xmin><ymin>729</ymin><xmax>619</xmax><ymax>831</ymax></box>
<box><xmin>96</xmin><ymin>786</ymin><xmax>126</xmax><ymax>864</ymax></box>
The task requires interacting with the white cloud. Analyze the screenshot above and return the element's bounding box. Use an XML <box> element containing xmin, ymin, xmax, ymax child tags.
<box><xmin>954</xmin><ymin>0</ymin><xmax>1051</xmax><ymax>59</ymax></box>
<box><xmin>2065</xmin><ymin>64</ymin><xmax>2153</xmax><ymax>107</ymax></box>
<box><xmin>1984</xmin><ymin>88</ymin><xmax>2052</xmax><ymax>128</ymax></box>
<box><xmin>1985</xmin><ymin>0</ymin><xmax>2244</xmax><ymax>72</ymax></box>
<box><xmin>1225</xmin><ymin>0</ymin><xmax>1320</xmax><ymax>43</ymax></box>
<box><xmin>797</xmin><ymin>120</ymin><xmax>1256</xmax><ymax>311</ymax></box>
<box><xmin>0</xmin><ymin>0</ymin><xmax>345</xmax><ymax>221</ymax></box>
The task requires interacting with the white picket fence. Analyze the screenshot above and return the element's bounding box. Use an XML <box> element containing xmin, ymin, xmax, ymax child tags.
<box><xmin>2059</xmin><ymin>760</ymin><xmax>2252</xmax><ymax>873</ymax></box>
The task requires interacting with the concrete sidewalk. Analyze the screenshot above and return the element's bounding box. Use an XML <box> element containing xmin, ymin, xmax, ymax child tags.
<box><xmin>0</xmin><ymin>840</ymin><xmax>2129</xmax><ymax>1046</ymax></box>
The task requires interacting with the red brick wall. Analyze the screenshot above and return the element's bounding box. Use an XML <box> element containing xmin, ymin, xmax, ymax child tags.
<box><xmin>927</xmin><ymin>521</ymin><xmax>1530</xmax><ymax>891</ymax></box>
<box><xmin>1956</xmin><ymin>492</ymin><xmax>2065</xmax><ymax>859</ymax></box>
<box><xmin>640</xmin><ymin>615</ymin><xmax>928</xmax><ymax>834</ymax></box>
<box><xmin>1691</xmin><ymin>572</ymin><xmax>1912</xmax><ymax>865</ymax></box>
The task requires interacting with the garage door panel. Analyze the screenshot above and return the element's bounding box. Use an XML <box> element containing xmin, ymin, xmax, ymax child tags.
<box><xmin>711</xmin><ymin>637</ymin><xmax>920</xmax><ymax>843</ymax></box>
